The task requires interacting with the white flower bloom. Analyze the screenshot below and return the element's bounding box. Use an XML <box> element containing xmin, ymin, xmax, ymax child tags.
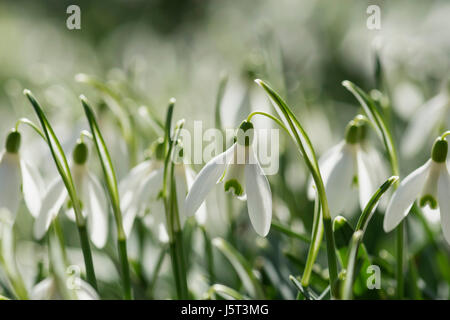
<box><xmin>30</xmin><ymin>277</ymin><xmax>99</xmax><ymax>300</ymax></box>
<box><xmin>34</xmin><ymin>141</ymin><xmax>108</xmax><ymax>248</ymax></box>
<box><xmin>401</xmin><ymin>89</ymin><xmax>450</xmax><ymax>158</ymax></box>
<box><xmin>119</xmin><ymin>141</ymin><xmax>204</xmax><ymax>239</ymax></box>
<box><xmin>384</xmin><ymin>137</ymin><xmax>450</xmax><ymax>245</ymax></box>
<box><xmin>0</xmin><ymin>130</ymin><xmax>44</xmax><ymax>222</ymax></box>
<box><xmin>308</xmin><ymin>118</ymin><xmax>388</xmax><ymax>218</ymax></box>
<box><xmin>185</xmin><ymin>121</ymin><xmax>272</xmax><ymax>237</ymax></box>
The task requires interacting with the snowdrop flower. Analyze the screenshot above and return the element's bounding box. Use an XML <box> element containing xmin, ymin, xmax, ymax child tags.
<box><xmin>185</xmin><ymin>120</ymin><xmax>272</xmax><ymax>237</ymax></box>
<box><xmin>0</xmin><ymin>129</ymin><xmax>44</xmax><ymax>223</ymax></box>
<box><xmin>120</xmin><ymin>139</ymin><xmax>202</xmax><ymax>240</ymax></box>
<box><xmin>384</xmin><ymin>135</ymin><xmax>450</xmax><ymax>245</ymax></box>
<box><xmin>308</xmin><ymin>117</ymin><xmax>388</xmax><ymax>218</ymax></box>
<box><xmin>30</xmin><ymin>277</ymin><xmax>99</xmax><ymax>300</ymax></box>
<box><xmin>401</xmin><ymin>86</ymin><xmax>450</xmax><ymax>158</ymax></box>
<box><xmin>34</xmin><ymin>141</ymin><xmax>108</xmax><ymax>248</ymax></box>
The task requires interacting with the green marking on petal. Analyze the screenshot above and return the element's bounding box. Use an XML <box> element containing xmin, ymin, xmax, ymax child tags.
<box><xmin>224</xmin><ymin>179</ymin><xmax>244</xmax><ymax>197</ymax></box>
<box><xmin>419</xmin><ymin>194</ymin><xmax>438</xmax><ymax>209</ymax></box>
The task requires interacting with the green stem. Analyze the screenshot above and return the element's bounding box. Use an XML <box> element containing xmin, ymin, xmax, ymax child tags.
<box><xmin>250</xmin><ymin>82</ymin><xmax>340</xmax><ymax>298</ymax></box>
<box><xmin>149</xmin><ymin>247</ymin><xmax>167</xmax><ymax>298</ymax></box>
<box><xmin>77</xmin><ymin>225</ymin><xmax>98</xmax><ymax>291</ymax></box>
<box><xmin>201</xmin><ymin>226</ymin><xmax>215</xmax><ymax>284</ymax></box>
<box><xmin>118</xmin><ymin>238</ymin><xmax>132</xmax><ymax>300</ymax></box>
<box><xmin>396</xmin><ymin>221</ymin><xmax>404</xmax><ymax>299</ymax></box>
<box><xmin>301</xmin><ymin>195</ymin><xmax>323</xmax><ymax>287</ymax></box>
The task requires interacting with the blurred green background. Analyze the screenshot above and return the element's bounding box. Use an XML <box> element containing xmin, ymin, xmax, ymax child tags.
<box><xmin>1</xmin><ymin>0</ymin><xmax>450</xmax><ymax>300</ymax></box>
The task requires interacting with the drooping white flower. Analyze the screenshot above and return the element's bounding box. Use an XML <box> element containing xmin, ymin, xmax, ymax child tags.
<box><xmin>401</xmin><ymin>88</ymin><xmax>450</xmax><ymax>158</ymax></box>
<box><xmin>384</xmin><ymin>136</ymin><xmax>450</xmax><ymax>245</ymax></box>
<box><xmin>30</xmin><ymin>277</ymin><xmax>99</xmax><ymax>300</ymax></box>
<box><xmin>119</xmin><ymin>139</ymin><xmax>203</xmax><ymax>241</ymax></box>
<box><xmin>308</xmin><ymin>117</ymin><xmax>388</xmax><ymax>218</ymax></box>
<box><xmin>34</xmin><ymin>141</ymin><xmax>108</xmax><ymax>248</ymax></box>
<box><xmin>0</xmin><ymin>129</ymin><xmax>44</xmax><ymax>223</ymax></box>
<box><xmin>185</xmin><ymin>121</ymin><xmax>272</xmax><ymax>237</ymax></box>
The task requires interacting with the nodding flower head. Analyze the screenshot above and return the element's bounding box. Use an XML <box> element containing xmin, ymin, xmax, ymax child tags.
<box><xmin>308</xmin><ymin>116</ymin><xmax>389</xmax><ymax>218</ymax></box>
<box><xmin>0</xmin><ymin>129</ymin><xmax>44</xmax><ymax>223</ymax></box>
<box><xmin>185</xmin><ymin>120</ymin><xmax>272</xmax><ymax>237</ymax></box>
<box><xmin>384</xmin><ymin>134</ymin><xmax>450</xmax><ymax>245</ymax></box>
<box><xmin>119</xmin><ymin>137</ymin><xmax>203</xmax><ymax>242</ymax></box>
<box><xmin>34</xmin><ymin>140</ymin><xmax>108</xmax><ymax>248</ymax></box>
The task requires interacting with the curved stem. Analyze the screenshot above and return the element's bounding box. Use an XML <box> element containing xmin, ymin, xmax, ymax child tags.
<box><xmin>247</xmin><ymin>111</ymin><xmax>290</xmax><ymax>133</ymax></box>
<box><xmin>15</xmin><ymin>118</ymin><xmax>46</xmax><ymax>140</ymax></box>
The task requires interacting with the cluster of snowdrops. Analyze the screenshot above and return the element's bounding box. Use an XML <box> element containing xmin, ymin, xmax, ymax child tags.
<box><xmin>0</xmin><ymin>75</ymin><xmax>450</xmax><ymax>300</ymax></box>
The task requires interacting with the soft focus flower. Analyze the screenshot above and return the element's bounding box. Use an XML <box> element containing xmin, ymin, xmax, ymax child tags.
<box><xmin>0</xmin><ymin>129</ymin><xmax>44</xmax><ymax>223</ymax></box>
<box><xmin>34</xmin><ymin>141</ymin><xmax>108</xmax><ymax>248</ymax></box>
<box><xmin>308</xmin><ymin>117</ymin><xmax>388</xmax><ymax>217</ymax></box>
<box><xmin>120</xmin><ymin>139</ymin><xmax>203</xmax><ymax>241</ymax></box>
<box><xmin>30</xmin><ymin>277</ymin><xmax>99</xmax><ymax>300</ymax></box>
<box><xmin>384</xmin><ymin>135</ymin><xmax>450</xmax><ymax>245</ymax></box>
<box><xmin>185</xmin><ymin>121</ymin><xmax>272</xmax><ymax>237</ymax></box>
<box><xmin>401</xmin><ymin>86</ymin><xmax>450</xmax><ymax>158</ymax></box>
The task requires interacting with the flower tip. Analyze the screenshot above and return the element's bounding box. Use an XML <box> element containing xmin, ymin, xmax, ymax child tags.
<box><xmin>342</xmin><ymin>80</ymin><xmax>351</xmax><ymax>88</ymax></box>
<box><xmin>389</xmin><ymin>176</ymin><xmax>399</xmax><ymax>184</ymax></box>
<box><xmin>254</xmin><ymin>79</ymin><xmax>263</xmax><ymax>86</ymax></box>
<box><xmin>169</xmin><ymin>97</ymin><xmax>176</xmax><ymax>104</ymax></box>
<box><xmin>23</xmin><ymin>89</ymin><xmax>31</xmax><ymax>96</ymax></box>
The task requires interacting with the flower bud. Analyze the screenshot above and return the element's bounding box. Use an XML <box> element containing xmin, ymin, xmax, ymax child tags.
<box><xmin>73</xmin><ymin>141</ymin><xmax>89</xmax><ymax>164</ymax></box>
<box><xmin>5</xmin><ymin>130</ymin><xmax>21</xmax><ymax>153</ymax></box>
<box><xmin>236</xmin><ymin>120</ymin><xmax>254</xmax><ymax>146</ymax></box>
<box><xmin>431</xmin><ymin>137</ymin><xmax>448</xmax><ymax>163</ymax></box>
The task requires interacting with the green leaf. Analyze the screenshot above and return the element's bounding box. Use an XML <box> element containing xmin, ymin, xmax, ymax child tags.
<box><xmin>81</xmin><ymin>96</ymin><xmax>124</xmax><ymax>236</ymax></box>
<box><xmin>212</xmin><ymin>237</ymin><xmax>264</xmax><ymax>299</ymax></box>
<box><xmin>342</xmin><ymin>81</ymin><xmax>399</xmax><ymax>176</ymax></box>
<box><xmin>24</xmin><ymin>90</ymin><xmax>82</xmax><ymax>223</ymax></box>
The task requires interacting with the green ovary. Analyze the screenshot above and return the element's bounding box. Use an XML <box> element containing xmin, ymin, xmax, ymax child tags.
<box><xmin>224</xmin><ymin>179</ymin><xmax>244</xmax><ymax>197</ymax></box>
<box><xmin>419</xmin><ymin>194</ymin><xmax>437</xmax><ymax>209</ymax></box>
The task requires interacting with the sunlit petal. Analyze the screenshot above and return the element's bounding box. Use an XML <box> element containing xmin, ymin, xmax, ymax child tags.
<box><xmin>20</xmin><ymin>160</ymin><xmax>45</xmax><ymax>218</ymax></box>
<box><xmin>384</xmin><ymin>160</ymin><xmax>431</xmax><ymax>232</ymax></box>
<box><xmin>244</xmin><ymin>147</ymin><xmax>272</xmax><ymax>237</ymax></box>
<box><xmin>0</xmin><ymin>152</ymin><xmax>22</xmax><ymax>221</ymax></box>
<box><xmin>324</xmin><ymin>144</ymin><xmax>355</xmax><ymax>217</ymax></box>
<box><xmin>438</xmin><ymin>167</ymin><xmax>450</xmax><ymax>245</ymax></box>
<box><xmin>85</xmin><ymin>173</ymin><xmax>109</xmax><ymax>248</ymax></box>
<box><xmin>185</xmin><ymin>144</ymin><xmax>236</xmax><ymax>217</ymax></box>
<box><xmin>34</xmin><ymin>179</ymin><xmax>67</xmax><ymax>240</ymax></box>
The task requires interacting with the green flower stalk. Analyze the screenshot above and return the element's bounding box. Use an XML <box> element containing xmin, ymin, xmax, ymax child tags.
<box><xmin>253</xmin><ymin>79</ymin><xmax>340</xmax><ymax>299</ymax></box>
<box><xmin>23</xmin><ymin>89</ymin><xmax>98</xmax><ymax>291</ymax></box>
<box><xmin>80</xmin><ymin>96</ymin><xmax>132</xmax><ymax>300</ymax></box>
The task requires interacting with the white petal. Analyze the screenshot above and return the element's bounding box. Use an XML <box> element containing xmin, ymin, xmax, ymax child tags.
<box><xmin>244</xmin><ymin>148</ymin><xmax>272</xmax><ymax>237</ymax></box>
<box><xmin>122</xmin><ymin>168</ymin><xmax>163</xmax><ymax>237</ymax></box>
<box><xmin>34</xmin><ymin>179</ymin><xmax>67</xmax><ymax>240</ymax></box>
<box><xmin>185</xmin><ymin>166</ymin><xmax>208</xmax><ymax>225</ymax></box>
<box><xmin>438</xmin><ymin>167</ymin><xmax>450</xmax><ymax>245</ymax></box>
<box><xmin>76</xmin><ymin>279</ymin><xmax>100</xmax><ymax>300</ymax></box>
<box><xmin>119</xmin><ymin>160</ymin><xmax>153</xmax><ymax>212</ymax></box>
<box><xmin>85</xmin><ymin>173</ymin><xmax>109</xmax><ymax>248</ymax></box>
<box><xmin>308</xmin><ymin>142</ymin><xmax>345</xmax><ymax>200</ymax></box>
<box><xmin>0</xmin><ymin>152</ymin><xmax>22</xmax><ymax>220</ymax></box>
<box><xmin>185</xmin><ymin>144</ymin><xmax>236</xmax><ymax>217</ymax></box>
<box><xmin>30</xmin><ymin>278</ymin><xmax>55</xmax><ymax>300</ymax></box>
<box><xmin>324</xmin><ymin>144</ymin><xmax>356</xmax><ymax>217</ymax></box>
<box><xmin>356</xmin><ymin>148</ymin><xmax>377</xmax><ymax>210</ymax></box>
<box><xmin>383</xmin><ymin>160</ymin><xmax>431</xmax><ymax>232</ymax></box>
<box><xmin>20</xmin><ymin>160</ymin><xmax>45</xmax><ymax>218</ymax></box>
<box><xmin>401</xmin><ymin>93</ymin><xmax>448</xmax><ymax>157</ymax></box>
<box><xmin>175</xmin><ymin>165</ymin><xmax>188</xmax><ymax>228</ymax></box>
